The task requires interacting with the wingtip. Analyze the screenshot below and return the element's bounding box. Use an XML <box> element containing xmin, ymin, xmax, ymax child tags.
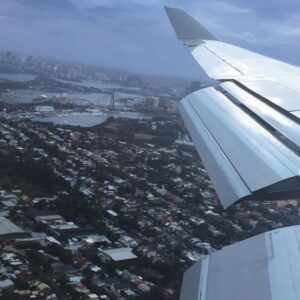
<box><xmin>164</xmin><ymin>6</ymin><xmax>219</xmax><ymax>41</ymax></box>
<box><xmin>164</xmin><ymin>6</ymin><xmax>184</xmax><ymax>19</ymax></box>
<box><xmin>164</xmin><ymin>6</ymin><xmax>175</xmax><ymax>11</ymax></box>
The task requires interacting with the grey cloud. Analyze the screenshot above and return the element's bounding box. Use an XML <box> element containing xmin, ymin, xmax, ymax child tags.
<box><xmin>70</xmin><ymin>0</ymin><xmax>162</xmax><ymax>9</ymax></box>
<box><xmin>0</xmin><ymin>0</ymin><xmax>300</xmax><ymax>78</ymax></box>
<box><xmin>17</xmin><ymin>0</ymin><xmax>72</xmax><ymax>9</ymax></box>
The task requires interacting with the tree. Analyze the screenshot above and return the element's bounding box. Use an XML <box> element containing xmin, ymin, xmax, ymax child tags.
<box><xmin>46</xmin><ymin>243</ymin><xmax>73</xmax><ymax>265</ymax></box>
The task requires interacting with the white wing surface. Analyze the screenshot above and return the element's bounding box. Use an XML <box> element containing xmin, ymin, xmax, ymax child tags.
<box><xmin>180</xmin><ymin>226</ymin><xmax>300</xmax><ymax>300</ymax></box>
<box><xmin>165</xmin><ymin>7</ymin><xmax>300</xmax><ymax>208</ymax></box>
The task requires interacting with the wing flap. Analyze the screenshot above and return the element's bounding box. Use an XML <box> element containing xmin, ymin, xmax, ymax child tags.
<box><xmin>235</xmin><ymin>77</ymin><xmax>300</xmax><ymax>112</ymax></box>
<box><xmin>220</xmin><ymin>81</ymin><xmax>300</xmax><ymax>149</ymax></box>
<box><xmin>181</xmin><ymin>88</ymin><xmax>300</xmax><ymax>208</ymax></box>
<box><xmin>179</xmin><ymin>94</ymin><xmax>251</xmax><ymax>208</ymax></box>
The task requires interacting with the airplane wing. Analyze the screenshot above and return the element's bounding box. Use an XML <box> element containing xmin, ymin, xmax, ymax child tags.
<box><xmin>180</xmin><ymin>225</ymin><xmax>300</xmax><ymax>300</ymax></box>
<box><xmin>165</xmin><ymin>7</ymin><xmax>300</xmax><ymax>208</ymax></box>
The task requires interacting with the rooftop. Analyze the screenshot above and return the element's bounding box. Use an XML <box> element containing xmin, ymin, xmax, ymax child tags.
<box><xmin>99</xmin><ymin>247</ymin><xmax>137</xmax><ymax>262</ymax></box>
<box><xmin>0</xmin><ymin>217</ymin><xmax>24</xmax><ymax>236</ymax></box>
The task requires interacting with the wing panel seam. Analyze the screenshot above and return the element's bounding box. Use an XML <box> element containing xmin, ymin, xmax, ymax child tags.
<box><xmin>203</xmin><ymin>45</ymin><xmax>244</xmax><ymax>76</ymax></box>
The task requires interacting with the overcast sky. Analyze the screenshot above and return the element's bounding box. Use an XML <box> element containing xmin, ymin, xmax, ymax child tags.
<box><xmin>1</xmin><ymin>0</ymin><xmax>300</xmax><ymax>79</ymax></box>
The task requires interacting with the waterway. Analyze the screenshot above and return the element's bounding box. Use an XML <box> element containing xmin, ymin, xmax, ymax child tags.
<box><xmin>0</xmin><ymin>73</ymin><xmax>37</xmax><ymax>82</ymax></box>
<box><xmin>0</xmin><ymin>72</ymin><xmax>151</xmax><ymax>105</ymax></box>
<box><xmin>1</xmin><ymin>72</ymin><xmax>152</xmax><ymax>126</ymax></box>
<box><xmin>13</xmin><ymin>89</ymin><xmax>112</xmax><ymax>105</ymax></box>
<box><xmin>32</xmin><ymin>111</ymin><xmax>149</xmax><ymax>127</ymax></box>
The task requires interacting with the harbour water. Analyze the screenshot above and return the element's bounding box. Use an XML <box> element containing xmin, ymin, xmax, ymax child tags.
<box><xmin>0</xmin><ymin>73</ymin><xmax>37</xmax><ymax>82</ymax></box>
<box><xmin>0</xmin><ymin>72</ymin><xmax>151</xmax><ymax>106</ymax></box>
<box><xmin>32</xmin><ymin>111</ymin><xmax>149</xmax><ymax>127</ymax></box>
<box><xmin>1</xmin><ymin>72</ymin><xmax>152</xmax><ymax>127</ymax></box>
<box><xmin>13</xmin><ymin>89</ymin><xmax>112</xmax><ymax>105</ymax></box>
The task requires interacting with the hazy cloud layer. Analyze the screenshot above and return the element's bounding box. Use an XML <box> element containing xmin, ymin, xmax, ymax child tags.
<box><xmin>0</xmin><ymin>0</ymin><xmax>300</xmax><ymax>78</ymax></box>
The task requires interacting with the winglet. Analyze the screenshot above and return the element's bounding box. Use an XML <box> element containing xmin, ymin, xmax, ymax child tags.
<box><xmin>164</xmin><ymin>6</ymin><xmax>219</xmax><ymax>41</ymax></box>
